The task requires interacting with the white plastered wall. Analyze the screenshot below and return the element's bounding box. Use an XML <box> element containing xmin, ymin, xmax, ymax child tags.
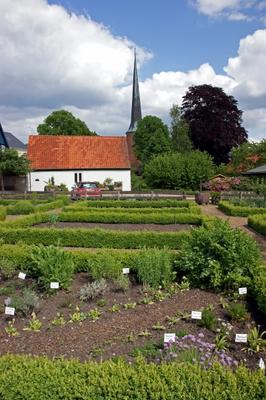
<box><xmin>28</xmin><ymin>170</ymin><xmax>131</xmax><ymax>191</ymax></box>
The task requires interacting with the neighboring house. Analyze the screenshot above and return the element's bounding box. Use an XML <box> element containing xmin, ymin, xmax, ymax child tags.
<box><xmin>4</xmin><ymin>131</ymin><xmax>27</xmax><ymax>155</ymax></box>
<box><xmin>27</xmin><ymin>136</ymin><xmax>131</xmax><ymax>191</ymax></box>
<box><xmin>27</xmin><ymin>50</ymin><xmax>142</xmax><ymax>192</ymax></box>
<box><xmin>242</xmin><ymin>164</ymin><xmax>266</xmax><ymax>182</ymax></box>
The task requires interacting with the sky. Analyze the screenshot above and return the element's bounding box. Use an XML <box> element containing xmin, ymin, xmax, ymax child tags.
<box><xmin>1</xmin><ymin>0</ymin><xmax>266</xmax><ymax>143</ymax></box>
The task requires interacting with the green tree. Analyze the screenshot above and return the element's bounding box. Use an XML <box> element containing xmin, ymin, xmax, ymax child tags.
<box><xmin>134</xmin><ymin>116</ymin><xmax>171</xmax><ymax>165</ymax></box>
<box><xmin>144</xmin><ymin>151</ymin><xmax>214</xmax><ymax>190</ymax></box>
<box><xmin>182</xmin><ymin>85</ymin><xmax>247</xmax><ymax>164</ymax></box>
<box><xmin>169</xmin><ymin>104</ymin><xmax>193</xmax><ymax>153</ymax></box>
<box><xmin>229</xmin><ymin>140</ymin><xmax>266</xmax><ymax>174</ymax></box>
<box><xmin>0</xmin><ymin>148</ymin><xmax>30</xmax><ymax>191</ymax></box>
<box><xmin>37</xmin><ymin>110</ymin><xmax>97</xmax><ymax>136</ymax></box>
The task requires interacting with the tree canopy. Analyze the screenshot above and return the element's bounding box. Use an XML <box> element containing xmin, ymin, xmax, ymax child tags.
<box><xmin>182</xmin><ymin>85</ymin><xmax>247</xmax><ymax>164</ymax></box>
<box><xmin>169</xmin><ymin>104</ymin><xmax>193</xmax><ymax>153</ymax></box>
<box><xmin>0</xmin><ymin>148</ymin><xmax>30</xmax><ymax>191</ymax></box>
<box><xmin>144</xmin><ymin>151</ymin><xmax>214</xmax><ymax>190</ymax></box>
<box><xmin>228</xmin><ymin>139</ymin><xmax>266</xmax><ymax>174</ymax></box>
<box><xmin>134</xmin><ymin>115</ymin><xmax>171</xmax><ymax>165</ymax></box>
<box><xmin>37</xmin><ymin>110</ymin><xmax>97</xmax><ymax>136</ymax></box>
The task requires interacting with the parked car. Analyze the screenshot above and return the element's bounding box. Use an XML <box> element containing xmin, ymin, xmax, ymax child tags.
<box><xmin>70</xmin><ymin>182</ymin><xmax>102</xmax><ymax>200</ymax></box>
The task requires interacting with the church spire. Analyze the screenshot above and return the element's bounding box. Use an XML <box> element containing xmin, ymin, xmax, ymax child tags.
<box><xmin>127</xmin><ymin>49</ymin><xmax>142</xmax><ymax>133</ymax></box>
<box><xmin>0</xmin><ymin>123</ymin><xmax>9</xmax><ymax>148</ymax></box>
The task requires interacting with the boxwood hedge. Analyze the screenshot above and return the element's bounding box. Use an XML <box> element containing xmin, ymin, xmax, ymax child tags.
<box><xmin>72</xmin><ymin>199</ymin><xmax>192</xmax><ymax>208</ymax></box>
<box><xmin>219</xmin><ymin>201</ymin><xmax>266</xmax><ymax>217</ymax></box>
<box><xmin>0</xmin><ymin>356</ymin><xmax>265</xmax><ymax>400</ymax></box>
<box><xmin>248</xmin><ymin>214</ymin><xmax>266</xmax><ymax>237</ymax></box>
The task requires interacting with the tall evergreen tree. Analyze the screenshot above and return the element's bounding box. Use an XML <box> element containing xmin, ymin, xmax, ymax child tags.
<box><xmin>170</xmin><ymin>104</ymin><xmax>193</xmax><ymax>153</ymax></box>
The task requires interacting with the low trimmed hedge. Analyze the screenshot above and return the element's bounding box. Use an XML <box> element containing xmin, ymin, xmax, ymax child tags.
<box><xmin>58</xmin><ymin>211</ymin><xmax>203</xmax><ymax>225</ymax></box>
<box><xmin>0</xmin><ymin>356</ymin><xmax>265</xmax><ymax>400</ymax></box>
<box><xmin>0</xmin><ymin>227</ymin><xmax>190</xmax><ymax>249</ymax></box>
<box><xmin>6</xmin><ymin>199</ymin><xmax>68</xmax><ymax>215</ymax></box>
<box><xmin>63</xmin><ymin>205</ymin><xmax>201</xmax><ymax>214</ymax></box>
<box><xmin>0</xmin><ymin>205</ymin><xmax>6</xmax><ymax>221</ymax></box>
<box><xmin>248</xmin><ymin>214</ymin><xmax>266</xmax><ymax>237</ymax></box>
<box><xmin>73</xmin><ymin>199</ymin><xmax>192</xmax><ymax>208</ymax></box>
<box><xmin>219</xmin><ymin>201</ymin><xmax>266</xmax><ymax>217</ymax></box>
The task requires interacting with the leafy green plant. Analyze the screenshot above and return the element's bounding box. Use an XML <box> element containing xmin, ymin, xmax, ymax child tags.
<box><xmin>97</xmin><ymin>299</ymin><xmax>106</xmax><ymax>307</ymax></box>
<box><xmin>152</xmin><ymin>322</ymin><xmax>166</xmax><ymax>331</ymax></box>
<box><xmin>23</xmin><ymin>313</ymin><xmax>42</xmax><ymax>332</ymax></box>
<box><xmin>30</xmin><ymin>244</ymin><xmax>75</xmax><ymax>289</ymax></box>
<box><xmin>178</xmin><ymin>276</ymin><xmax>190</xmax><ymax>291</ymax></box>
<box><xmin>140</xmin><ymin>296</ymin><xmax>154</xmax><ymax>305</ymax></box>
<box><xmin>5</xmin><ymin>320</ymin><xmax>19</xmax><ymax>337</ymax></box>
<box><xmin>10</xmin><ymin>288</ymin><xmax>40</xmax><ymax>316</ymax></box>
<box><xmin>215</xmin><ymin>332</ymin><xmax>229</xmax><ymax>351</ymax></box>
<box><xmin>123</xmin><ymin>302</ymin><xmax>136</xmax><ymax>310</ymax></box>
<box><xmin>130</xmin><ymin>342</ymin><xmax>160</xmax><ymax>358</ymax></box>
<box><xmin>48</xmin><ymin>213</ymin><xmax>58</xmax><ymax>226</ymax></box>
<box><xmin>79</xmin><ymin>279</ymin><xmax>107</xmax><ymax>301</ymax></box>
<box><xmin>138</xmin><ymin>329</ymin><xmax>151</xmax><ymax>337</ymax></box>
<box><xmin>88</xmin><ymin>308</ymin><xmax>101</xmax><ymax>322</ymax></box>
<box><xmin>228</xmin><ymin>303</ymin><xmax>249</xmax><ymax>321</ymax></box>
<box><xmin>246</xmin><ymin>325</ymin><xmax>266</xmax><ymax>353</ymax></box>
<box><xmin>0</xmin><ymin>257</ymin><xmax>16</xmax><ymax>280</ymax></box>
<box><xmin>109</xmin><ymin>304</ymin><xmax>120</xmax><ymax>313</ymax></box>
<box><xmin>135</xmin><ymin>247</ymin><xmax>173</xmax><ymax>288</ymax></box>
<box><xmin>166</xmin><ymin>315</ymin><xmax>180</xmax><ymax>326</ymax></box>
<box><xmin>69</xmin><ymin>307</ymin><xmax>87</xmax><ymax>323</ymax></box>
<box><xmin>51</xmin><ymin>313</ymin><xmax>66</xmax><ymax>326</ymax></box>
<box><xmin>198</xmin><ymin>306</ymin><xmax>217</xmax><ymax>330</ymax></box>
<box><xmin>7</xmin><ymin>201</ymin><xmax>35</xmax><ymax>215</ymax></box>
<box><xmin>113</xmin><ymin>274</ymin><xmax>130</xmax><ymax>292</ymax></box>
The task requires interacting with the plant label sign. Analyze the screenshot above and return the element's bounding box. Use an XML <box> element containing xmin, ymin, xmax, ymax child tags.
<box><xmin>122</xmin><ymin>268</ymin><xmax>130</xmax><ymax>274</ymax></box>
<box><xmin>235</xmin><ymin>334</ymin><xmax>247</xmax><ymax>343</ymax></box>
<box><xmin>259</xmin><ymin>358</ymin><xmax>265</xmax><ymax>370</ymax></box>
<box><xmin>5</xmin><ymin>307</ymin><xmax>15</xmax><ymax>316</ymax></box>
<box><xmin>238</xmin><ymin>287</ymin><xmax>247</xmax><ymax>295</ymax></box>
<box><xmin>50</xmin><ymin>282</ymin><xmax>59</xmax><ymax>289</ymax></box>
<box><xmin>164</xmin><ymin>333</ymin><xmax>176</xmax><ymax>343</ymax></box>
<box><xmin>191</xmin><ymin>311</ymin><xmax>202</xmax><ymax>320</ymax></box>
<box><xmin>18</xmin><ymin>272</ymin><xmax>26</xmax><ymax>280</ymax></box>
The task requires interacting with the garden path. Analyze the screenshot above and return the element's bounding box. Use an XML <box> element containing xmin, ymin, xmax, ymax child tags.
<box><xmin>201</xmin><ymin>205</ymin><xmax>266</xmax><ymax>261</ymax></box>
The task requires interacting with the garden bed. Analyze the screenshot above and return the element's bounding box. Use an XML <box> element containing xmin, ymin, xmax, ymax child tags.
<box><xmin>0</xmin><ymin>273</ymin><xmax>264</xmax><ymax>369</ymax></box>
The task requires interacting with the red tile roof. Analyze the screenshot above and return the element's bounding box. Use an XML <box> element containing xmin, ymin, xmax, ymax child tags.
<box><xmin>27</xmin><ymin>135</ymin><xmax>131</xmax><ymax>170</ymax></box>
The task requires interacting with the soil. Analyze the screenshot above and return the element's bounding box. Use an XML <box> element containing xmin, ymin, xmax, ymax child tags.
<box><xmin>34</xmin><ymin>222</ymin><xmax>192</xmax><ymax>232</ymax></box>
<box><xmin>0</xmin><ymin>273</ymin><xmax>264</xmax><ymax>369</ymax></box>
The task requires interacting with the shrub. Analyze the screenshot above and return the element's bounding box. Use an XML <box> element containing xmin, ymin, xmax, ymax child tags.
<box><xmin>29</xmin><ymin>244</ymin><xmax>75</xmax><ymax>289</ymax></box>
<box><xmin>79</xmin><ymin>279</ymin><xmax>107</xmax><ymax>301</ymax></box>
<box><xmin>76</xmin><ymin>200</ymin><xmax>193</xmax><ymax>208</ymax></box>
<box><xmin>0</xmin><ymin>205</ymin><xmax>6</xmax><ymax>221</ymax></box>
<box><xmin>219</xmin><ymin>201</ymin><xmax>266</xmax><ymax>217</ymax></box>
<box><xmin>89</xmin><ymin>251</ymin><xmax>122</xmax><ymax>280</ymax></box>
<box><xmin>135</xmin><ymin>247</ymin><xmax>173</xmax><ymax>288</ymax></box>
<box><xmin>0</xmin><ymin>257</ymin><xmax>16</xmax><ymax>279</ymax></box>
<box><xmin>177</xmin><ymin>219</ymin><xmax>262</xmax><ymax>291</ymax></box>
<box><xmin>10</xmin><ymin>288</ymin><xmax>40</xmax><ymax>316</ymax></box>
<box><xmin>7</xmin><ymin>201</ymin><xmax>35</xmax><ymax>215</ymax></box>
<box><xmin>113</xmin><ymin>274</ymin><xmax>130</xmax><ymax>292</ymax></box>
<box><xmin>228</xmin><ymin>303</ymin><xmax>249</xmax><ymax>321</ymax></box>
<box><xmin>248</xmin><ymin>214</ymin><xmax>266</xmax><ymax>237</ymax></box>
<box><xmin>198</xmin><ymin>306</ymin><xmax>217</xmax><ymax>330</ymax></box>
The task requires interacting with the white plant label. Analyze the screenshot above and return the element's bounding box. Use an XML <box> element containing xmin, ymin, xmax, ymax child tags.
<box><xmin>191</xmin><ymin>311</ymin><xmax>202</xmax><ymax>320</ymax></box>
<box><xmin>18</xmin><ymin>272</ymin><xmax>26</xmax><ymax>280</ymax></box>
<box><xmin>235</xmin><ymin>334</ymin><xmax>247</xmax><ymax>343</ymax></box>
<box><xmin>238</xmin><ymin>287</ymin><xmax>247</xmax><ymax>295</ymax></box>
<box><xmin>122</xmin><ymin>268</ymin><xmax>130</xmax><ymax>274</ymax></box>
<box><xmin>164</xmin><ymin>333</ymin><xmax>176</xmax><ymax>343</ymax></box>
<box><xmin>259</xmin><ymin>358</ymin><xmax>265</xmax><ymax>370</ymax></box>
<box><xmin>5</xmin><ymin>307</ymin><xmax>15</xmax><ymax>316</ymax></box>
<box><xmin>50</xmin><ymin>282</ymin><xmax>59</xmax><ymax>289</ymax></box>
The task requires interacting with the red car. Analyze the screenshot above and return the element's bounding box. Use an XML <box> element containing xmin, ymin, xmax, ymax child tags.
<box><xmin>70</xmin><ymin>182</ymin><xmax>102</xmax><ymax>200</ymax></box>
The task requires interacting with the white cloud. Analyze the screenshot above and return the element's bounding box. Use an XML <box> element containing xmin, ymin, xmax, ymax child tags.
<box><xmin>191</xmin><ymin>0</ymin><xmax>260</xmax><ymax>21</ymax></box>
<box><xmin>0</xmin><ymin>0</ymin><xmax>265</xmax><ymax>144</ymax></box>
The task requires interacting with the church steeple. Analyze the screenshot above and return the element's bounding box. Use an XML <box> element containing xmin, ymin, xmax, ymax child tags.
<box><xmin>127</xmin><ymin>49</ymin><xmax>142</xmax><ymax>133</ymax></box>
<box><xmin>0</xmin><ymin>123</ymin><xmax>9</xmax><ymax>148</ymax></box>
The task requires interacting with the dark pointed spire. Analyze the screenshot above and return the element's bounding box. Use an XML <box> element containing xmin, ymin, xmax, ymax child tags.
<box><xmin>127</xmin><ymin>49</ymin><xmax>142</xmax><ymax>133</ymax></box>
<box><xmin>0</xmin><ymin>123</ymin><xmax>9</xmax><ymax>148</ymax></box>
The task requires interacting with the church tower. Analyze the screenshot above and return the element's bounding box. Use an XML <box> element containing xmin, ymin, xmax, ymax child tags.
<box><xmin>0</xmin><ymin>123</ymin><xmax>9</xmax><ymax>148</ymax></box>
<box><xmin>126</xmin><ymin>49</ymin><xmax>142</xmax><ymax>169</ymax></box>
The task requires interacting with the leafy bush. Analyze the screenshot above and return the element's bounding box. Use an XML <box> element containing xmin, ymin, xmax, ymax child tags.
<box><xmin>73</xmin><ymin>199</ymin><xmax>193</xmax><ymax>208</ymax></box>
<box><xmin>79</xmin><ymin>279</ymin><xmax>107</xmax><ymax>301</ymax></box>
<box><xmin>35</xmin><ymin>198</ymin><xmax>68</xmax><ymax>212</ymax></box>
<box><xmin>198</xmin><ymin>306</ymin><xmax>217</xmax><ymax>330</ymax></box>
<box><xmin>0</xmin><ymin>205</ymin><xmax>6</xmax><ymax>221</ymax></box>
<box><xmin>177</xmin><ymin>219</ymin><xmax>262</xmax><ymax>291</ymax></box>
<box><xmin>29</xmin><ymin>244</ymin><xmax>75</xmax><ymax>289</ymax></box>
<box><xmin>135</xmin><ymin>247</ymin><xmax>173</xmax><ymax>288</ymax></box>
<box><xmin>63</xmin><ymin>206</ymin><xmax>201</xmax><ymax>215</ymax></box>
<box><xmin>113</xmin><ymin>274</ymin><xmax>130</xmax><ymax>292</ymax></box>
<box><xmin>10</xmin><ymin>288</ymin><xmax>40</xmax><ymax>316</ymax></box>
<box><xmin>0</xmin><ymin>257</ymin><xmax>16</xmax><ymax>279</ymax></box>
<box><xmin>0</xmin><ymin>355</ymin><xmax>265</xmax><ymax>400</ymax></box>
<box><xmin>89</xmin><ymin>251</ymin><xmax>122</xmax><ymax>280</ymax></box>
<box><xmin>7</xmin><ymin>201</ymin><xmax>35</xmax><ymax>215</ymax></box>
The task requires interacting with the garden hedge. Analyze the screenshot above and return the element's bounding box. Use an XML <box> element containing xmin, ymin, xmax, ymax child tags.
<box><xmin>248</xmin><ymin>214</ymin><xmax>266</xmax><ymax>237</ymax></box>
<box><xmin>219</xmin><ymin>201</ymin><xmax>266</xmax><ymax>217</ymax></box>
<box><xmin>58</xmin><ymin>211</ymin><xmax>203</xmax><ymax>225</ymax></box>
<box><xmin>72</xmin><ymin>199</ymin><xmax>192</xmax><ymax>208</ymax></box>
<box><xmin>0</xmin><ymin>356</ymin><xmax>265</xmax><ymax>400</ymax></box>
<box><xmin>6</xmin><ymin>198</ymin><xmax>68</xmax><ymax>215</ymax></box>
<box><xmin>0</xmin><ymin>227</ymin><xmax>190</xmax><ymax>249</ymax></box>
<box><xmin>63</xmin><ymin>205</ymin><xmax>201</xmax><ymax>214</ymax></box>
<box><xmin>0</xmin><ymin>205</ymin><xmax>6</xmax><ymax>221</ymax></box>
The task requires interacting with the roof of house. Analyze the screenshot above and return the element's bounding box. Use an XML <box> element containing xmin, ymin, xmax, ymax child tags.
<box><xmin>4</xmin><ymin>132</ymin><xmax>27</xmax><ymax>150</ymax></box>
<box><xmin>242</xmin><ymin>164</ymin><xmax>266</xmax><ymax>175</ymax></box>
<box><xmin>27</xmin><ymin>135</ymin><xmax>131</xmax><ymax>170</ymax></box>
